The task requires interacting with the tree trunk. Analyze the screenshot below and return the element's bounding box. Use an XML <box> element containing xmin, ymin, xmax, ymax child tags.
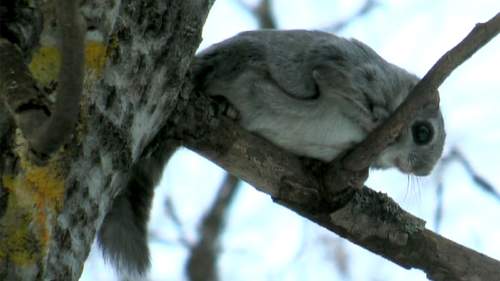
<box><xmin>0</xmin><ymin>1</ymin><xmax>213</xmax><ymax>280</ymax></box>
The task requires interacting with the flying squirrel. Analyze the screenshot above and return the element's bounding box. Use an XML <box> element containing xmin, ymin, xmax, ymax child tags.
<box><xmin>98</xmin><ymin>29</ymin><xmax>446</xmax><ymax>276</ymax></box>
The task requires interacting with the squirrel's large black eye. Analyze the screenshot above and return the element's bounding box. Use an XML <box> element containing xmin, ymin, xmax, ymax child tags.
<box><xmin>412</xmin><ymin>121</ymin><xmax>433</xmax><ymax>145</ymax></box>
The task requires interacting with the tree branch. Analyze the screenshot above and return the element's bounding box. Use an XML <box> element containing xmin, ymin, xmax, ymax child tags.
<box><xmin>433</xmin><ymin>147</ymin><xmax>500</xmax><ymax>231</ymax></box>
<box><xmin>163</xmin><ymin>196</ymin><xmax>193</xmax><ymax>247</ymax></box>
<box><xmin>236</xmin><ymin>0</ymin><xmax>276</xmax><ymax>29</ymax></box>
<box><xmin>343</xmin><ymin>12</ymin><xmax>500</xmax><ymax>172</ymax></box>
<box><xmin>186</xmin><ymin>174</ymin><xmax>240</xmax><ymax>281</ymax></box>
<box><xmin>176</xmin><ymin>12</ymin><xmax>500</xmax><ymax>281</ymax></box>
<box><xmin>28</xmin><ymin>0</ymin><xmax>85</xmax><ymax>159</ymax></box>
<box><xmin>180</xmin><ymin>92</ymin><xmax>500</xmax><ymax>280</ymax></box>
<box><xmin>450</xmin><ymin>148</ymin><xmax>500</xmax><ymax>200</ymax></box>
<box><xmin>325</xmin><ymin>0</ymin><xmax>378</xmax><ymax>33</ymax></box>
<box><xmin>0</xmin><ymin>0</ymin><xmax>85</xmax><ymax>162</ymax></box>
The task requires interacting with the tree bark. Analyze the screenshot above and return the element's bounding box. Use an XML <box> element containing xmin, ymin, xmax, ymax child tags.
<box><xmin>0</xmin><ymin>0</ymin><xmax>213</xmax><ymax>280</ymax></box>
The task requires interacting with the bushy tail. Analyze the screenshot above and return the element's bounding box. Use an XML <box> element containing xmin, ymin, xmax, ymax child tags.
<box><xmin>98</xmin><ymin>147</ymin><xmax>175</xmax><ymax>275</ymax></box>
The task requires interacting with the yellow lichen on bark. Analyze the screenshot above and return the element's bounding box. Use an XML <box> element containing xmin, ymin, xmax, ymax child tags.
<box><xmin>0</xmin><ymin>32</ymin><xmax>113</xmax><ymax>270</ymax></box>
<box><xmin>84</xmin><ymin>41</ymin><xmax>108</xmax><ymax>76</ymax></box>
<box><xmin>0</xmin><ymin>187</ymin><xmax>39</xmax><ymax>265</ymax></box>
<box><xmin>28</xmin><ymin>45</ymin><xmax>61</xmax><ymax>86</ymax></box>
<box><xmin>28</xmin><ymin>40</ymin><xmax>109</xmax><ymax>87</ymax></box>
<box><xmin>0</xmin><ymin>133</ymin><xmax>66</xmax><ymax>266</ymax></box>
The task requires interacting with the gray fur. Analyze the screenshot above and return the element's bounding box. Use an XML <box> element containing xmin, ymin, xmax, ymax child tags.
<box><xmin>98</xmin><ymin>147</ymin><xmax>174</xmax><ymax>276</ymax></box>
<box><xmin>193</xmin><ymin>30</ymin><xmax>445</xmax><ymax>175</ymax></box>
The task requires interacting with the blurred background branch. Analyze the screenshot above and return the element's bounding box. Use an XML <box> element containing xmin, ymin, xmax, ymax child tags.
<box><xmin>185</xmin><ymin>174</ymin><xmax>240</xmax><ymax>281</ymax></box>
<box><xmin>236</xmin><ymin>0</ymin><xmax>277</xmax><ymax>28</ymax></box>
<box><xmin>324</xmin><ymin>0</ymin><xmax>379</xmax><ymax>32</ymax></box>
<box><xmin>434</xmin><ymin>147</ymin><xmax>500</xmax><ymax>230</ymax></box>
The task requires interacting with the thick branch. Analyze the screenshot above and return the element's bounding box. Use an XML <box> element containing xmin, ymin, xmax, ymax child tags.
<box><xmin>180</xmin><ymin>93</ymin><xmax>500</xmax><ymax>281</ymax></box>
<box><xmin>343</xmin><ymin>12</ymin><xmax>500</xmax><ymax>171</ymax></box>
<box><xmin>29</xmin><ymin>0</ymin><xmax>85</xmax><ymax>158</ymax></box>
<box><xmin>0</xmin><ymin>0</ymin><xmax>85</xmax><ymax>161</ymax></box>
<box><xmin>175</xmin><ymin>12</ymin><xmax>500</xmax><ymax>281</ymax></box>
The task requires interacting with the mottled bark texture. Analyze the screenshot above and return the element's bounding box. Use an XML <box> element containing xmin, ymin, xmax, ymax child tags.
<box><xmin>0</xmin><ymin>0</ymin><xmax>213</xmax><ymax>280</ymax></box>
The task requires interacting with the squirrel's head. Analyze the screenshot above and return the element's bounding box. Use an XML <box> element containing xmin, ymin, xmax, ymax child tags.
<box><xmin>375</xmin><ymin>102</ymin><xmax>445</xmax><ymax>176</ymax></box>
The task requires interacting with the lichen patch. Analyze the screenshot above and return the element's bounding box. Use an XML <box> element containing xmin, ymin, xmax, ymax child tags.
<box><xmin>29</xmin><ymin>40</ymin><xmax>111</xmax><ymax>88</ymax></box>
<box><xmin>0</xmin><ymin>133</ymin><xmax>66</xmax><ymax>266</ymax></box>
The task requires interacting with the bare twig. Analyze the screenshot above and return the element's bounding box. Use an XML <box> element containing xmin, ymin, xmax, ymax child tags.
<box><xmin>434</xmin><ymin>182</ymin><xmax>444</xmax><ymax>231</ymax></box>
<box><xmin>325</xmin><ymin>0</ymin><xmax>379</xmax><ymax>33</ymax></box>
<box><xmin>319</xmin><ymin>236</ymin><xmax>350</xmax><ymax>279</ymax></box>
<box><xmin>235</xmin><ymin>0</ymin><xmax>277</xmax><ymax>29</ymax></box>
<box><xmin>253</xmin><ymin>0</ymin><xmax>275</xmax><ymax>29</ymax></box>
<box><xmin>343</xmin><ymin>12</ymin><xmax>500</xmax><ymax>172</ymax></box>
<box><xmin>452</xmin><ymin>149</ymin><xmax>500</xmax><ymax>201</ymax></box>
<box><xmin>434</xmin><ymin>147</ymin><xmax>499</xmax><ymax>231</ymax></box>
<box><xmin>238</xmin><ymin>0</ymin><xmax>378</xmax><ymax>32</ymax></box>
<box><xmin>185</xmin><ymin>174</ymin><xmax>240</xmax><ymax>281</ymax></box>
<box><xmin>163</xmin><ymin>196</ymin><xmax>193</xmax><ymax>247</ymax></box>
<box><xmin>234</xmin><ymin>0</ymin><xmax>252</xmax><ymax>11</ymax></box>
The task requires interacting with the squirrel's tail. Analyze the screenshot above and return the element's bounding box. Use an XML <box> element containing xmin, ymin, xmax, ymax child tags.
<box><xmin>98</xmin><ymin>147</ymin><xmax>175</xmax><ymax>276</ymax></box>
